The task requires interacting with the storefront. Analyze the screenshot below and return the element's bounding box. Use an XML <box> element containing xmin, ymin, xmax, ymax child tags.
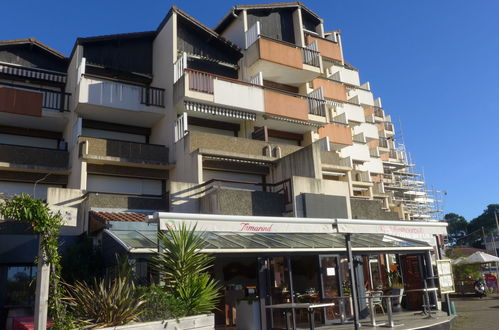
<box><xmin>106</xmin><ymin>213</ymin><xmax>448</xmax><ymax>329</ymax></box>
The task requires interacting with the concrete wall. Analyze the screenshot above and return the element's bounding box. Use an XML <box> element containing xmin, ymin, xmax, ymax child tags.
<box><xmin>213</xmin><ymin>79</ymin><xmax>264</xmax><ymax>113</ymax></box>
<box><xmin>340</xmin><ymin>143</ymin><xmax>370</xmax><ymax>162</ymax></box>
<box><xmin>87</xmin><ymin>193</ymin><xmax>168</xmax><ymax>211</ymax></box>
<box><xmin>301</xmin><ymin>193</ymin><xmax>348</xmax><ymax>218</ymax></box>
<box><xmin>311</xmin><ymin>78</ymin><xmax>347</xmax><ymax>102</ymax></box>
<box><xmin>318</xmin><ymin>123</ymin><xmax>352</xmax><ymax>146</ymax></box>
<box><xmin>359</xmin><ymin>158</ymin><xmax>384</xmax><ymax>174</ymax></box>
<box><xmin>353</xmin><ymin>123</ymin><xmax>379</xmax><ymax>140</ymax></box>
<box><xmin>348</xmin><ymin>87</ymin><xmax>374</xmax><ymax>106</ymax></box>
<box><xmin>272</xmin><ymin>143</ymin><xmax>321</xmax><ymax>183</ymax></box>
<box><xmin>47</xmin><ymin>187</ymin><xmax>86</xmax><ymax>235</ymax></box>
<box><xmin>328</xmin><ymin>63</ymin><xmax>360</xmax><ymax>86</ymax></box>
<box><xmin>350</xmin><ymin>198</ymin><xmax>400</xmax><ymax>220</ymax></box>
<box><xmin>200</xmin><ymin>188</ymin><xmax>283</xmax><ymax>216</ymax></box>
<box><xmin>0</xmin><ymin>144</ymin><xmax>68</xmax><ymax>170</ymax></box>
<box><xmin>99</xmin><ymin>314</ymin><xmax>214</xmax><ymax>330</ymax></box>
<box><xmin>338</xmin><ymin>103</ymin><xmax>365</xmax><ymax>123</ymax></box>
<box><xmin>291</xmin><ymin>176</ymin><xmax>351</xmax><ymax>218</ymax></box>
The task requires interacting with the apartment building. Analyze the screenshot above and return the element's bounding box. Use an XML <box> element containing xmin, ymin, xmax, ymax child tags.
<box><xmin>0</xmin><ymin>2</ymin><xmax>447</xmax><ymax>328</ymax></box>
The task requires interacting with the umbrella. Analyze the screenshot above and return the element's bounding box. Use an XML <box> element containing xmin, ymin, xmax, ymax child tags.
<box><xmin>454</xmin><ymin>251</ymin><xmax>499</xmax><ymax>265</ymax></box>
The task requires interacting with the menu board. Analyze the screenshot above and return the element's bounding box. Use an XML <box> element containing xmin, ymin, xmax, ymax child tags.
<box><xmin>436</xmin><ymin>259</ymin><xmax>455</xmax><ymax>294</ymax></box>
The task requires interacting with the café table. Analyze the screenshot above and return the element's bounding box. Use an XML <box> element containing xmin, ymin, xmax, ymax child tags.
<box><xmin>265</xmin><ymin>301</ymin><xmax>342</xmax><ymax>330</ymax></box>
<box><xmin>406</xmin><ymin>287</ymin><xmax>439</xmax><ymax>319</ymax></box>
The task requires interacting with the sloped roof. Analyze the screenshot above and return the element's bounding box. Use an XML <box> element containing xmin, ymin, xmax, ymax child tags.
<box><xmin>0</xmin><ymin>38</ymin><xmax>66</xmax><ymax>59</ymax></box>
<box><xmin>215</xmin><ymin>1</ymin><xmax>322</xmax><ymax>34</ymax></box>
<box><xmin>76</xmin><ymin>31</ymin><xmax>156</xmax><ymax>44</ymax></box>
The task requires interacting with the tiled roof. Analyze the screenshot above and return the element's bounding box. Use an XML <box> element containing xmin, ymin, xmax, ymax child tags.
<box><xmin>450</xmin><ymin>247</ymin><xmax>489</xmax><ymax>257</ymax></box>
<box><xmin>89</xmin><ymin>211</ymin><xmax>149</xmax><ymax>223</ymax></box>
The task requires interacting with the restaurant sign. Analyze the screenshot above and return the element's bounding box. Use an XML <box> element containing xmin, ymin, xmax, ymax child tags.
<box><xmin>436</xmin><ymin>259</ymin><xmax>455</xmax><ymax>294</ymax></box>
<box><xmin>159</xmin><ymin>218</ymin><xmax>335</xmax><ymax>233</ymax></box>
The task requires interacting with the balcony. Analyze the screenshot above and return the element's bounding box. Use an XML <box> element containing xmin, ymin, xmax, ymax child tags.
<box><xmin>384</xmin><ymin>122</ymin><xmax>395</xmax><ymax>132</ymax></box>
<box><xmin>311</xmin><ymin>78</ymin><xmax>347</xmax><ymax>103</ymax></box>
<box><xmin>87</xmin><ymin>192</ymin><xmax>168</xmax><ymax>211</ymax></box>
<box><xmin>369</xmin><ymin>147</ymin><xmax>380</xmax><ymax>158</ymax></box>
<box><xmin>77</xmin><ymin>75</ymin><xmax>165</xmax><ymax>115</ymax></box>
<box><xmin>199</xmin><ymin>179</ymin><xmax>291</xmax><ymax>216</ymax></box>
<box><xmin>351</xmin><ymin>170</ymin><xmax>371</xmax><ymax>183</ymax></box>
<box><xmin>0</xmin><ymin>144</ymin><xmax>68</xmax><ymax>172</ymax></box>
<box><xmin>245</xmin><ymin>36</ymin><xmax>321</xmax><ymax>86</ymax></box>
<box><xmin>305</xmin><ymin>34</ymin><xmax>342</xmax><ymax>62</ymax></box>
<box><xmin>379</xmin><ymin>138</ymin><xmax>389</xmax><ymax>149</ymax></box>
<box><xmin>353</xmin><ymin>123</ymin><xmax>380</xmax><ymax>140</ymax></box>
<box><xmin>187</xmin><ymin>131</ymin><xmax>301</xmax><ymax>160</ymax></box>
<box><xmin>0</xmin><ymin>62</ymin><xmax>66</xmax><ymax>84</ymax></box>
<box><xmin>174</xmin><ymin>68</ymin><xmax>265</xmax><ymax>115</ymax></box>
<box><xmin>318</xmin><ymin>123</ymin><xmax>353</xmax><ymax>150</ymax></box>
<box><xmin>374</xmin><ymin>107</ymin><xmax>385</xmax><ymax>119</ymax></box>
<box><xmin>0</xmin><ymin>85</ymin><xmax>70</xmax><ymax>115</ymax></box>
<box><xmin>336</xmin><ymin>103</ymin><xmax>365</xmax><ymax>123</ymax></box>
<box><xmin>79</xmin><ymin>137</ymin><xmax>169</xmax><ymax>168</ymax></box>
<box><xmin>320</xmin><ymin>151</ymin><xmax>352</xmax><ymax>169</ymax></box>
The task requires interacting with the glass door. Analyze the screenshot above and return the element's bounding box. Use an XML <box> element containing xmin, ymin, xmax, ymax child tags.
<box><xmin>268</xmin><ymin>256</ymin><xmax>292</xmax><ymax>329</ymax></box>
<box><xmin>319</xmin><ymin>255</ymin><xmax>342</xmax><ymax>324</ymax></box>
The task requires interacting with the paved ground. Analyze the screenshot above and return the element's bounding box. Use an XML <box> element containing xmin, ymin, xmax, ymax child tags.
<box><xmin>451</xmin><ymin>293</ymin><xmax>499</xmax><ymax>329</ymax></box>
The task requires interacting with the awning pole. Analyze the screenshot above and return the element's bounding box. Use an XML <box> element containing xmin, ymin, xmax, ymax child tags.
<box><xmin>346</xmin><ymin>234</ymin><xmax>360</xmax><ymax>330</ymax></box>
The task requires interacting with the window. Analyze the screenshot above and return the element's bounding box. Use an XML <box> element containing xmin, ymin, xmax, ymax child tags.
<box><xmin>5</xmin><ymin>265</ymin><xmax>37</xmax><ymax>306</ymax></box>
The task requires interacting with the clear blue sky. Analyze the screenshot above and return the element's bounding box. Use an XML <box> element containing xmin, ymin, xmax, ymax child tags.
<box><xmin>2</xmin><ymin>1</ymin><xmax>497</xmax><ymax>221</ymax></box>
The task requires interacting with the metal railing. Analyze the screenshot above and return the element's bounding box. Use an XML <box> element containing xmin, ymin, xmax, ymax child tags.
<box><xmin>307</xmin><ymin>87</ymin><xmax>326</xmax><ymax>116</ymax></box>
<box><xmin>302</xmin><ymin>41</ymin><xmax>321</xmax><ymax>67</ymax></box>
<box><xmin>140</xmin><ymin>86</ymin><xmax>165</xmax><ymax>107</ymax></box>
<box><xmin>389</xmin><ymin>150</ymin><xmax>398</xmax><ymax>159</ymax></box>
<box><xmin>352</xmin><ymin>133</ymin><xmax>366</xmax><ymax>143</ymax></box>
<box><xmin>370</xmin><ymin>148</ymin><xmax>380</xmax><ymax>158</ymax></box>
<box><xmin>384</xmin><ymin>122</ymin><xmax>394</xmax><ymax>131</ymax></box>
<box><xmin>379</xmin><ymin>138</ymin><xmax>389</xmax><ymax>148</ymax></box>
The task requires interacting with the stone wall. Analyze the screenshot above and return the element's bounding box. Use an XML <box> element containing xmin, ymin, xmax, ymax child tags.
<box><xmin>350</xmin><ymin>198</ymin><xmax>400</xmax><ymax>220</ymax></box>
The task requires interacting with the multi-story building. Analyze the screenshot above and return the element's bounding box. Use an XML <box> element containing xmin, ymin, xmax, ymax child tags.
<box><xmin>0</xmin><ymin>3</ymin><xmax>448</xmax><ymax>329</ymax></box>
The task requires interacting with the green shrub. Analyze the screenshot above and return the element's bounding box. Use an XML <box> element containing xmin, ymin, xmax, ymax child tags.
<box><xmin>136</xmin><ymin>286</ymin><xmax>187</xmax><ymax>321</ymax></box>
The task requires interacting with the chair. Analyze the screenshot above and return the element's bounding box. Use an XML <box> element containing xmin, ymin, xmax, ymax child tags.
<box><xmin>372</xmin><ymin>291</ymin><xmax>385</xmax><ymax>314</ymax></box>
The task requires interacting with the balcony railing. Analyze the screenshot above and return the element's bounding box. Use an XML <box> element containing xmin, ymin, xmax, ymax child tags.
<box><xmin>140</xmin><ymin>86</ymin><xmax>165</xmax><ymax>107</ymax></box>
<box><xmin>302</xmin><ymin>42</ymin><xmax>321</xmax><ymax>67</ymax></box>
<box><xmin>82</xmin><ymin>74</ymin><xmax>165</xmax><ymax>109</ymax></box>
<box><xmin>1</xmin><ymin>83</ymin><xmax>70</xmax><ymax>111</ymax></box>
<box><xmin>351</xmin><ymin>170</ymin><xmax>371</xmax><ymax>183</ymax></box>
<box><xmin>0</xmin><ymin>143</ymin><xmax>68</xmax><ymax>169</ymax></box>
<box><xmin>374</xmin><ymin>107</ymin><xmax>384</xmax><ymax>118</ymax></box>
<box><xmin>201</xmin><ymin>178</ymin><xmax>293</xmax><ymax>206</ymax></box>
<box><xmin>79</xmin><ymin>137</ymin><xmax>169</xmax><ymax>166</ymax></box>
<box><xmin>379</xmin><ymin>138</ymin><xmax>389</xmax><ymax>148</ymax></box>
<box><xmin>372</xmin><ymin>182</ymin><xmax>385</xmax><ymax>195</ymax></box>
<box><xmin>384</xmin><ymin>122</ymin><xmax>394</xmax><ymax>131</ymax></box>
<box><xmin>307</xmin><ymin>87</ymin><xmax>326</xmax><ymax>116</ymax></box>
<box><xmin>187</xmin><ymin>69</ymin><xmax>215</xmax><ymax>94</ymax></box>
<box><xmin>0</xmin><ymin>61</ymin><xmax>66</xmax><ymax>83</ymax></box>
<box><xmin>352</xmin><ymin>133</ymin><xmax>366</xmax><ymax>144</ymax></box>
<box><xmin>389</xmin><ymin>150</ymin><xmax>398</xmax><ymax>159</ymax></box>
<box><xmin>369</xmin><ymin>148</ymin><xmax>380</xmax><ymax>158</ymax></box>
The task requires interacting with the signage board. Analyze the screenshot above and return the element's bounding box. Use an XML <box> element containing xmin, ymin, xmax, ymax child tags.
<box><xmin>159</xmin><ymin>218</ymin><xmax>335</xmax><ymax>233</ymax></box>
<box><xmin>436</xmin><ymin>259</ymin><xmax>455</xmax><ymax>294</ymax></box>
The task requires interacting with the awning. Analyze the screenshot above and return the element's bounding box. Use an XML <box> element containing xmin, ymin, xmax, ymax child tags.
<box><xmin>105</xmin><ymin>229</ymin><xmax>432</xmax><ymax>254</ymax></box>
<box><xmin>184</xmin><ymin>100</ymin><xmax>256</xmax><ymax>121</ymax></box>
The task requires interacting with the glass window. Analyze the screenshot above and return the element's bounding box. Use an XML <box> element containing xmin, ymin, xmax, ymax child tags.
<box><xmin>6</xmin><ymin>265</ymin><xmax>37</xmax><ymax>306</ymax></box>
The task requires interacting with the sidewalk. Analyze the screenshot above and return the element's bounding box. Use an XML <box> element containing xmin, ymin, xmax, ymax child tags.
<box><xmin>451</xmin><ymin>293</ymin><xmax>499</xmax><ymax>329</ymax></box>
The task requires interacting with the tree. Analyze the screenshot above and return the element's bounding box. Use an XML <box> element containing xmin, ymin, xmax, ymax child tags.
<box><xmin>445</xmin><ymin>213</ymin><xmax>468</xmax><ymax>235</ymax></box>
<box><xmin>467</xmin><ymin>204</ymin><xmax>499</xmax><ymax>234</ymax></box>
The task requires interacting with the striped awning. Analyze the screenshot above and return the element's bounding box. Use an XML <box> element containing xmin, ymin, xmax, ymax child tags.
<box><xmin>184</xmin><ymin>101</ymin><xmax>256</xmax><ymax>121</ymax></box>
<box><xmin>263</xmin><ymin>114</ymin><xmax>323</xmax><ymax>128</ymax></box>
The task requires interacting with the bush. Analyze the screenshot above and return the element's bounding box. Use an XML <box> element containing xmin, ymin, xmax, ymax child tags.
<box><xmin>64</xmin><ymin>257</ymin><xmax>145</xmax><ymax>328</ymax></box>
<box><xmin>136</xmin><ymin>286</ymin><xmax>187</xmax><ymax>321</ymax></box>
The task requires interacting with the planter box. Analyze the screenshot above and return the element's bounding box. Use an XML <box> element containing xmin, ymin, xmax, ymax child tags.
<box><xmin>99</xmin><ymin>314</ymin><xmax>214</xmax><ymax>330</ymax></box>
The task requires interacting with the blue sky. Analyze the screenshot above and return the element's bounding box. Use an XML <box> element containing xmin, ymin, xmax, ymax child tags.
<box><xmin>2</xmin><ymin>1</ymin><xmax>497</xmax><ymax>221</ymax></box>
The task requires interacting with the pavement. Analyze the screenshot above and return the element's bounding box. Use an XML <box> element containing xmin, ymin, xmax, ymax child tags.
<box><xmin>451</xmin><ymin>293</ymin><xmax>499</xmax><ymax>329</ymax></box>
